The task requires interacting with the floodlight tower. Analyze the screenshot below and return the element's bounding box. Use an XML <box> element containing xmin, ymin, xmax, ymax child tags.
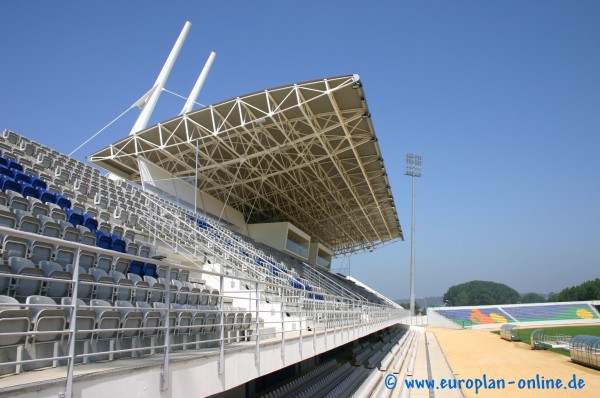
<box><xmin>405</xmin><ymin>153</ymin><xmax>422</xmax><ymax>323</ymax></box>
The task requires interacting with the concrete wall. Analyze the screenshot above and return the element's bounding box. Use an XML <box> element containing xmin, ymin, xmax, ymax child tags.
<box><xmin>247</xmin><ymin>222</ymin><xmax>311</xmax><ymax>261</ymax></box>
<box><xmin>426</xmin><ymin>308</ymin><xmax>463</xmax><ymax>329</ymax></box>
<box><xmin>5</xmin><ymin>319</ymin><xmax>403</xmax><ymax>398</ymax></box>
<box><xmin>138</xmin><ymin>157</ymin><xmax>248</xmax><ymax>231</ymax></box>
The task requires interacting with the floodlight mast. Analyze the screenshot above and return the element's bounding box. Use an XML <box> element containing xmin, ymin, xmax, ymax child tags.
<box><xmin>405</xmin><ymin>153</ymin><xmax>422</xmax><ymax>323</ymax></box>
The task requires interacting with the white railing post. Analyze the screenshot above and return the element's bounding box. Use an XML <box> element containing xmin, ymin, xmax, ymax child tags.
<box><xmin>218</xmin><ymin>275</ymin><xmax>225</xmax><ymax>375</ymax></box>
<box><xmin>280</xmin><ymin>288</ymin><xmax>285</xmax><ymax>364</ymax></box>
<box><xmin>63</xmin><ymin>247</ymin><xmax>82</xmax><ymax>398</ymax></box>
<box><xmin>161</xmin><ymin>266</ymin><xmax>172</xmax><ymax>391</ymax></box>
<box><xmin>254</xmin><ymin>282</ymin><xmax>260</xmax><ymax>366</ymax></box>
<box><xmin>299</xmin><ymin>290</ymin><xmax>303</xmax><ymax>360</ymax></box>
<box><xmin>312</xmin><ymin>298</ymin><xmax>316</xmax><ymax>355</ymax></box>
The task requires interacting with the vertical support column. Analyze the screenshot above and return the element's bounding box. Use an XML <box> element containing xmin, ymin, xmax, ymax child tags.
<box><xmin>299</xmin><ymin>291</ymin><xmax>303</xmax><ymax>360</ymax></box>
<box><xmin>63</xmin><ymin>247</ymin><xmax>82</xmax><ymax>398</ymax></box>
<box><xmin>324</xmin><ymin>299</ymin><xmax>328</xmax><ymax>351</ymax></box>
<box><xmin>254</xmin><ymin>282</ymin><xmax>260</xmax><ymax>366</ymax></box>
<box><xmin>280</xmin><ymin>288</ymin><xmax>285</xmax><ymax>364</ymax></box>
<box><xmin>161</xmin><ymin>266</ymin><xmax>172</xmax><ymax>392</ymax></box>
<box><xmin>218</xmin><ymin>275</ymin><xmax>225</xmax><ymax>375</ymax></box>
<box><xmin>312</xmin><ymin>299</ymin><xmax>316</xmax><ymax>355</ymax></box>
<box><xmin>193</xmin><ymin>138</ymin><xmax>199</xmax><ymax>260</ymax></box>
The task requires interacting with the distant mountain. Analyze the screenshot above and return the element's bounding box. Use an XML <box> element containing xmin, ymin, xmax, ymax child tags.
<box><xmin>394</xmin><ymin>296</ymin><xmax>443</xmax><ymax>308</ymax></box>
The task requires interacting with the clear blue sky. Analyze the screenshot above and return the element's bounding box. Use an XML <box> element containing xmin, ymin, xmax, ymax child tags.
<box><xmin>1</xmin><ymin>1</ymin><xmax>599</xmax><ymax>299</ymax></box>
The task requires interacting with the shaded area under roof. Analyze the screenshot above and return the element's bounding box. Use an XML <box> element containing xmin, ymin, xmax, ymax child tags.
<box><xmin>90</xmin><ymin>75</ymin><xmax>403</xmax><ymax>255</ymax></box>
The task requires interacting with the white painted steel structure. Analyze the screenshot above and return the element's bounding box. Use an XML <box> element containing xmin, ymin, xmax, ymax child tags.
<box><xmin>180</xmin><ymin>51</ymin><xmax>216</xmax><ymax>115</ymax></box>
<box><xmin>129</xmin><ymin>21</ymin><xmax>192</xmax><ymax>135</ymax></box>
<box><xmin>0</xmin><ymin>225</ymin><xmax>405</xmax><ymax>397</ymax></box>
<box><xmin>90</xmin><ymin>75</ymin><xmax>403</xmax><ymax>255</ymax></box>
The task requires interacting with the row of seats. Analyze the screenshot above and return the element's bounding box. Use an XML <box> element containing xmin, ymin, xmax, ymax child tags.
<box><xmin>1</xmin><ymin>134</ymin><xmax>335</xmax><ymax>304</ymax></box>
<box><xmin>0</xmin><ymin>256</ymin><xmax>218</xmax><ymax>307</ymax></box>
<box><xmin>0</xmin><ymin>155</ymin><xmax>156</xmax><ymax>261</ymax></box>
<box><xmin>0</xmin><ymin>293</ymin><xmax>253</xmax><ymax>375</ymax></box>
<box><xmin>2</xmin><ymin>130</ymin><xmax>376</xmax><ymax>306</ymax></box>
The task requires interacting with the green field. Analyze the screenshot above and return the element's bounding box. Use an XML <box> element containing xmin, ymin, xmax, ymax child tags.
<box><xmin>493</xmin><ymin>325</ymin><xmax>600</xmax><ymax>356</ymax></box>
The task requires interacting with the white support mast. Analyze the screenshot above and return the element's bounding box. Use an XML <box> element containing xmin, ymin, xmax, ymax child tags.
<box><xmin>129</xmin><ymin>21</ymin><xmax>192</xmax><ymax>135</ymax></box>
<box><xmin>180</xmin><ymin>51</ymin><xmax>217</xmax><ymax>115</ymax></box>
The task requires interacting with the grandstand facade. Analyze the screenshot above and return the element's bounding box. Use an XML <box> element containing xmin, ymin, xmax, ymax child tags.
<box><xmin>0</xmin><ymin>75</ymin><xmax>408</xmax><ymax>397</ymax></box>
<box><xmin>0</xmin><ymin>20</ymin><xmax>412</xmax><ymax>396</ymax></box>
<box><xmin>428</xmin><ymin>301</ymin><xmax>600</xmax><ymax>329</ymax></box>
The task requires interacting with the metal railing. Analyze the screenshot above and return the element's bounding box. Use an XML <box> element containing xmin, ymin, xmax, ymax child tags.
<box><xmin>134</xmin><ymin>191</ymin><xmax>368</xmax><ymax>302</ymax></box>
<box><xmin>0</xmin><ymin>226</ymin><xmax>404</xmax><ymax>397</ymax></box>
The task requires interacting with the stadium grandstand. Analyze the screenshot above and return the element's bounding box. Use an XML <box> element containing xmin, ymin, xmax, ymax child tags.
<box><xmin>0</xmin><ymin>21</ymin><xmax>414</xmax><ymax>398</ymax></box>
<box><xmin>428</xmin><ymin>302</ymin><xmax>600</xmax><ymax>329</ymax></box>
<box><xmin>3</xmin><ymin>21</ymin><xmax>598</xmax><ymax>398</ymax></box>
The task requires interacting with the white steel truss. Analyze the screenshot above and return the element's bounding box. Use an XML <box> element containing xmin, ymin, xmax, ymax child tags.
<box><xmin>90</xmin><ymin>75</ymin><xmax>403</xmax><ymax>255</ymax></box>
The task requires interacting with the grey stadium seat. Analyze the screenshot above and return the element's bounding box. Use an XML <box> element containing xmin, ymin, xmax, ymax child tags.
<box><xmin>110</xmin><ymin>270</ymin><xmax>132</xmax><ymax>301</ymax></box>
<box><xmin>114</xmin><ymin>300</ymin><xmax>143</xmax><ymax>338</ymax></box>
<box><xmin>26</xmin><ymin>295</ymin><xmax>67</xmax><ymax>343</ymax></box>
<box><xmin>39</xmin><ymin>261</ymin><xmax>71</xmax><ymax>298</ymax></box>
<box><xmin>135</xmin><ymin>302</ymin><xmax>161</xmax><ymax>339</ymax></box>
<box><xmin>15</xmin><ymin>210</ymin><xmax>40</xmax><ymax>234</ymax></box>
<box><xmin>61</xmin><ymin>297</ymin><xmax>95</xmax><ymax>340</ymax></box>
<box><xmin>38</xmin><ymin>215</ymin><xmax>61</xmax><ymax>238</ymax></box>
<box><xmin>127</xmin><ymin>273</ymin><xmax>149</xmax><ymax>303</ymax></box>
<box><xmin>88</xmin><ymin>268</ymin><xmax>115</xmax><ymax>301</ymax></box>
<box><xmin>0</xmin><ymin>295</ymin><xmax>31</xmax><ymax>346</ymax></box>
<box><xmin>90</xmin><ymin>299</ymin><xmax>120</xmax><ymax>340</ymax></box>
<box><xmin>9</xmin><ymin>256</ymin><xmax>42</xmax><ymax>298</ymax></box>
<box><xmin>65</xmin><ymin>264</ymin><xmax>93</xmax><ymax>300</ymax></box>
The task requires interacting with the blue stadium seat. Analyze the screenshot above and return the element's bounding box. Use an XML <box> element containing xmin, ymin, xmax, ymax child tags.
<box><xmin>82</xmin><ymin>214</ymin><xmax>98</xmax><ymax>232</ymax></box>
<box><xmin>14</xmin><ymin>172</ymin><xmax>32</xmax><ymax>185</ymax></box>
<box><xmin>31</xmin><ymin>176</ymin><xmax>47</xmax><ymax>190</ymax></box>
<box><xmin>39</xmin><ymin>189</ymin><xmax>57</xmax><ymax>205</ymax></box>
<box><xmin>0</xmin><ymin>157</ymin><xmax>8</xmax><ymax>168</ymax></box>
<box><xmin>55</xmin><ymin>194</ymin><xmax>71</xmax><ymax>210</ymax></box>
<box><xmin>96</xmin><ymin>231</ymin><xmax>112</xmax><ymax>250</ymax></box>
<box><xmin>142</xmin><ymin>263</ymin><xmax>157</xmax><ymax>278</ymax></box>
<box><xmin>66</xmin><ymin>209</ymin><xmax>83</xmax><ymax>227</ymax></box>
<box><xmin>2</xmin><ymin>177</ymin><xmax>21</xmax><ymax>193</ymax></box>
<box><xmin>0</xmin><ymin>167</ymin><xmax>14</xmax><ymax>180</ymax></box>
<box><xmin>111</xmin><ymin>235</ymin><xmax>126</xmax><ymax>253</ymax></box>
<box><xmin>128</xmin><ymin>260</ymin><xmax>145</xmax><ymax>276</ymax></box>
<box><xmin>20</xmin><ymin>182</ymin><xmax>40</xmax><ymax>200</ymax></box>
<box><xmin>7</xmin><ymin>160</ymin><xmax>23</xmax><ymax>172</ymax></box>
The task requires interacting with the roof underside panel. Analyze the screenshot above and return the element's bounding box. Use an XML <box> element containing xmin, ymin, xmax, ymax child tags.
<box><xmin>90</xmin><ymin>75</ymin><xmax>403</xmax><ymax>255</ymax></box>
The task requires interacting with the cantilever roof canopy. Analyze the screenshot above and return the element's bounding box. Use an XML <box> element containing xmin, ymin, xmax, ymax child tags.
<box><xmin>90</xmin><ymin>75</ymin><xmax>403</xmax><ymax>255</ymax></box>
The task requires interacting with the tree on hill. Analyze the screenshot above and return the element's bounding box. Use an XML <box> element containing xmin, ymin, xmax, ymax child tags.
<box><xmin>443</xmin><ymin>280</ymin><xmax>520</xmax><ymax>306</ymax></box>
<box><xmin>548</xmin><ymin>278</ymin><xmax>600</xmax><ymax>302</ymax></box>
<box><xmin>398</xmin><ymin>302</ymin><xmax>421</xmax><ymax>315</ymax></box>
<box><xmin>520</xmin><ymin>292</ymin><xmax>546</xmax><ymax>303</ymax></box>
